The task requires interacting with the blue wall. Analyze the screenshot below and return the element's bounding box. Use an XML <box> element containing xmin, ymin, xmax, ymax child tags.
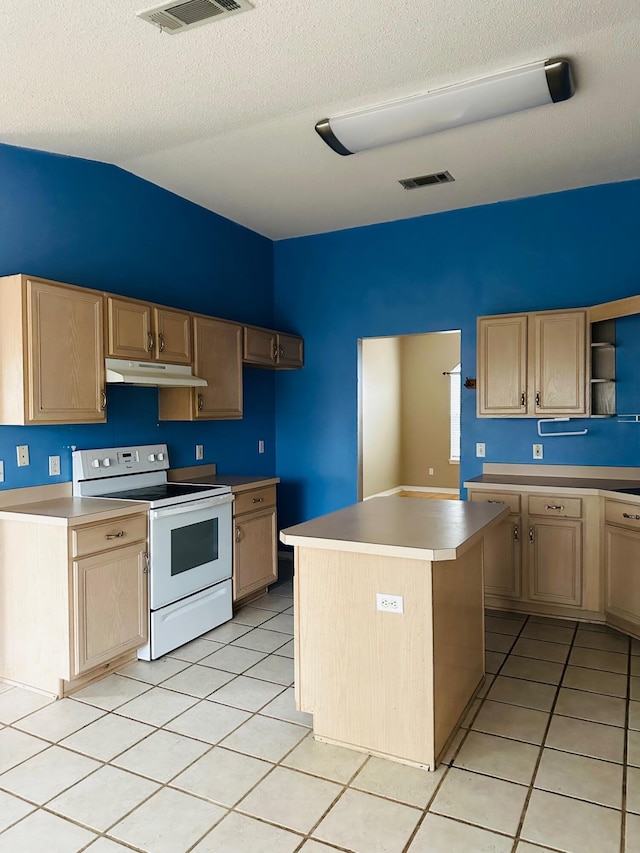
<box><xmin>274</xmin><ymin>181</ymin><xmax>640</xmax><ymax>528</ymax></box>
<box><xmin>0</xmin><ymin>143</ymin><xmax>276</xmax><ymax>488</ymax></box>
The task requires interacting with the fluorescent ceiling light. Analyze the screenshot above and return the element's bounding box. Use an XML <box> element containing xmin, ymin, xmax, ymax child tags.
<box><xmin>316</xmin><ymin>58</ymin><xmax>574</xmax><ymax>156</ymax></box>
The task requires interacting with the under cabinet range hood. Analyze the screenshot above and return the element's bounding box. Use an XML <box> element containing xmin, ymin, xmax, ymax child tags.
<box><xmin>105</xmin><ymin>358</ymin><xmax>207</xmax><ymax>387</ymax></box>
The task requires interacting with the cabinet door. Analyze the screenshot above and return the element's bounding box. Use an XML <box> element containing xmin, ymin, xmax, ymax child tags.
<box><xmin>194</xmin><ymin>316</ymin><xmax>243</xmax><ymax>419</ymax></box>
<box><xmin>277</xmin><ymin>333</ymin><xmax>304</xmax><ymax>368</ymax></box>
<box><xmin>605</xmin><ymin>525</ymin><xmax>640</xmax><ymax>626</ymax></box>
<box><xmin>483</xmin><ymin>515</ymin><xmax>522</xmax><ymax>599</ymax></box>
<box><xmin>477</xmin><ymin>315</ymin><xmax>528</xmax><ymax>416</ymax></box>
<box><xmin>106</xmin><ymin>297</ymin><xmax>153</xmax><ymax>360</ymax></box>
<box><xmin>244</xmin><ymin>326</ymin><xmax>277</xmax><ymax>366</ymax></box>
<box><xmin>27</xmin><ymin>280</ymin><xmax>105</xmax><ymax>423</ymax></box>
<box><xmin>154</xmin><ymin>307</ymin><xmax>192</xmax><ymax>364</ymax></box>
<box><xmin>72</xmin><ymin>543</ymin><xmax>148</xmax><ymax>675</ymax></box>
<box><xmin>528</xmin><ymin>519</ymin><xmax>582</xmax><ymax>606</ymax></box>
<box><xmin>233</xmin><ymin>508</ymin><xmax>277</xmax><ymax>601</ymax></box>
<box><xmin>533</xmin><ymin>311</ymin><xmax>587</xmax><ymax>415</ymax></box>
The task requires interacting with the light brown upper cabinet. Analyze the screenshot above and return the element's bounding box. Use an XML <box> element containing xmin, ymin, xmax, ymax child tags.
<box><xmin>106</xmin><ymin>296</ymin><xmax>191</xmax><ymax>364</ymax></box>
<box><xmin>0</xmin><ymin>274</ymin><xmax>106</xmax><ymax>425</ymax></box>
<box><xmin>477</xmin><ymin>309</ymin><xmax>587</xmax><ymax>417</ymax></box>
<box><xmin>243</xmin><ymin>325</ymin><xmax>304</xmax><ymax>369</ymax></box>
<box><xmin>158</xmin><ymin>315</ymin><xmax>243</xmax><ymax>420</ymax></box>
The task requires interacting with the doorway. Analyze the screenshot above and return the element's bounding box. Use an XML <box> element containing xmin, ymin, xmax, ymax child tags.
<box><xmin>358</xmin><ymin>330</ymin><xmax>461</xmax><ymax>501</ymax></box>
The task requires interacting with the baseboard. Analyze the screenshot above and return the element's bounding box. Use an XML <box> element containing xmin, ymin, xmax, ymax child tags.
<box><xmin>365</xmin><ymin>485</ymin><xmax>459</xmax><ymax>499</ymax></box>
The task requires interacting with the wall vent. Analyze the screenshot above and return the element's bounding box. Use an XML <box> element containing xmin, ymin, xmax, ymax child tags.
<box><xmin>138</xmin><ymin>0</ymin><xmax>253</xmax><ymax>34</ymax></box>
<box><xmin>399</xmin><ymin>171</ymin><xmax>455</xmax><ymax>190</ymax></box>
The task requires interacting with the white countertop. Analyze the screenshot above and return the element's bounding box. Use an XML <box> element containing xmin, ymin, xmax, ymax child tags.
<box><xmin>0</xmin><ymin>497</ymin><xmax>147</xmax><ymax>527</ymax></box>
<box><xmin>280</xmin><ymin>496</ymin><xmax>508</xmax><ymax>561</ymax></box>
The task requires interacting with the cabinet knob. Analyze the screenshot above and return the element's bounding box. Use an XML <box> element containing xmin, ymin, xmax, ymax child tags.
<box><xmin>514</xmin><ymin>524</ymin><xmax>520</xmax><ymax>542</ymax></box>
<box><xmin>159</xmin><ymin>332</ymin><xmax>165</xmax><ymax>352</ymax></box>
<box><xmin>545</xmin><ymin>505</ymin><xmax>564</xmax><ymax>511</ymax></box>
<box><xmin>197</xmin><ymin>394</ymin><xmax>204</xmax><ymax>411</ymax></box>
<box><xmin>147</xmin><ymin>331</ymin><xmax>155</xmax><ymax>352</ymax></box>
<box><xmin>105</xmin><ymin>530</ymin><xmax>125</xmax><ymax>540</ymax></box>
<box><xmin>272</xmin><ymin>344</ymin><xmax>278</xmax><ymax>361</ymax></box>
<box><xmin>143</xmin><ymin>552</ymin><xmax>150</xmax><ymax>573</ymax></box>
<box><xmin>279</xmin><ymin>346</ymin><xmax>285</xmax><ymax>357</ymax></box>
<box><xmin>521</xmin><ymin>392</ymin><xmax>526</xmax><ymax>406</ymax></box>
<box><xmin>101</xmin><ymin>390</ymin><xmax>107</xmax><ymax>410</ymax></box>
<box><xmin>487</xmin><ymin>500</ymin><xmax>504</xmax><ymax>504</ymax></box>
<box><xmin>623</xmin><ymin>513</ymin><xmax>640</xmax><ymax>521</ymax></box>
<box><xmin>536</xmin><ymin>392</ymin><xmax>541</xmax><ymax>406</ymax></box>
<box><xmin>252</xmin><ymin>497</ymin><xmax>264</xmax><ymax>503</ymax></box>
<box><xmin>529</xmin><ymin>527</ymin><xmax>534</xmax><ymax>543</ymax></box>
<box><xmin>235</xmin><ymin>526</ymin><xmax>242</xmax><ymax>543</ymax></box>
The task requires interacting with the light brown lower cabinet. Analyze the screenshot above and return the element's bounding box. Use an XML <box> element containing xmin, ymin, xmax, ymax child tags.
<box><xmin>605</xmin><ymin>499</ymin><xmax>640</xmax><ymax>634</ymax></box>
<box><xmin>527</xmin><ymin>518</ymin><xmax>582</xmax><ymax>606</ymax></box>
<box><xmin>233</xmin><ymin>485</ymin><xmax>278</xmax><ymax>602</ymax></box>
<box><xmin>0</xmin><ymin>509</ymin><xmax>148</xmax><ymax>697</ymax></box>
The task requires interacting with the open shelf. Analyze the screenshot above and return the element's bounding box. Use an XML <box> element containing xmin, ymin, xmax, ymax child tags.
<box><xmin>590</xmin><ymin>319</ymin><xmax>616</xmax><ymax>416</ymax></box>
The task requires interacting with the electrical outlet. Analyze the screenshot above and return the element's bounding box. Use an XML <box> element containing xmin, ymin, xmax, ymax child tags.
<box><xmin>258</xmin><ymin>440</ymin><xmax>265</xmax><ymax>454</ymax></box>
<box><xmin>533</xmin><ymin>444</ymin><xmax>543</xmax><ymax>460</ymax></box>
<box><xmin>428</xmin><ymin>467</ymin><xmax>434</xmax><ymax>476</ymax></box>
<box><xmin>376</xmin><ymin>593</ymin><xmax>404</xmax><ymax>614</ymax></box>
<box><xmin>49</xmin><ymin>455</ymin><xmax>61</xmax><ymax>476</ymax></box>
<box><xmin>16</xmin><ymin>445</ymin><xmax>29</xmax><ymax>466</ymax></box>
<box><xmin>476</xmin><ymin>443</ymin><xmax>486</xmax><ymax>458</ymax></box>
<box><xmin>0</xmin><ymin>460</ymin><xmax>4</xmax><ymax>483</ymax></box>
<box><xmin>195</xmin><ymin>444</ymin><xmax>204</xmax><ymax>461</ymax></box>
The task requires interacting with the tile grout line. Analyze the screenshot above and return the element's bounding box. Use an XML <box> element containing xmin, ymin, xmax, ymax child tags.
<box><xmin>620</xmin><ymin>631</ymin><xmax>632</xmax><ymax>853</ymax></box>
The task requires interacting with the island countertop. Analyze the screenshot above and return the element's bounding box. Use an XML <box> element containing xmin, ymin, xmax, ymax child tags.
<box><xmin>280</xmin><ymin>496</ymin><xmax>508</xmax><ymax>561</ymax></box>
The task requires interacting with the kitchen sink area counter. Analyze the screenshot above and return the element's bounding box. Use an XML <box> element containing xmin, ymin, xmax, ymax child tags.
<box><xmin>280</xmin><ymin>497</ymin><xmax>508</xmax><ymax>770</ymax></box>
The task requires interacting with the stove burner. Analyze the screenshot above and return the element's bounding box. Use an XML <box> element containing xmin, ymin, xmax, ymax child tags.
<box><xmin>105</xmin><ymin>483</ymin><xmax>216</xmax><ymax>502</ymax></box>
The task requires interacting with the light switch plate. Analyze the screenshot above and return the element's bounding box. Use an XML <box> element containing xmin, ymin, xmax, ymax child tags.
<box><xmin>476</xmin><ymin>443</ymin><xmax>486</xmax><ymax>458</ymax></box>
<box><xmin>0</xmin><ymin>460</ymin><xmax>4</xmax><ymax>483</ymax></box>
<box><xmin>258</xmin><ymin>440</ymin><xmax>265</xmax><ymax>454</ymax></box>
<box><xmin>195</xmin><ymin>444</ymin><xmax>204</xmax><ymax>460</ymax></box>
<box><xmin>533</xmin><ymin>444</ymin><xmax>543</xmax><ymax>459</ymax></box>
<box><xmin>16</xmin><ymin>445</ymin><xmax>29</xmax><ymax>466</ymax></box>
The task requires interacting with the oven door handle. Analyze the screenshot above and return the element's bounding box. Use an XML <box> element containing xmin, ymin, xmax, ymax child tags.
<box><xmin>150</xmin><ymin>493</ymin><xmax>234</xmax><ymax>519</ymax></box>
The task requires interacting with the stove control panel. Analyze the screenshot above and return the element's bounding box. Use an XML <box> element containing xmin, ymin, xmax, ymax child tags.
<box><xmin>73</xmin><ymin>444</ymin><xmax>170</xmax><ymax>481</ymax></box>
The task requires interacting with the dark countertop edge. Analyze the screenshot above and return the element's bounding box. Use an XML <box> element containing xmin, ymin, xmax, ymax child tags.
<box><xmin>169</xmin><ymin>473</ymin><xmax>280</xmax><ymax>492</ymax></box>
<box><xmin>464</xmin><ymin>474</ymin><xmax>640</xmax><ymax>496</ymax></box>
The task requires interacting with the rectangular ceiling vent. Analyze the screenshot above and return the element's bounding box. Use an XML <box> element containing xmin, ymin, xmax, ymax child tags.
<box><xmin>138</xmin><ymin>0</ymin><xmax>253</xmax><ymax>34</ymax></box>
<box><xmin>399</xmin><ymin>171</ymin><xmax>455</xmax><ymax>190</ymax></box>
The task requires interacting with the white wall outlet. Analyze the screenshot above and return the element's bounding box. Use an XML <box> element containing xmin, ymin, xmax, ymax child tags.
<box><xmin>533</xmin><ymin>444</ymin><xmax>543</xmax><ymax>460</ymax></box>
<box><xmin>16</xmin><ymin>445</ymin><xmax>29</xmax><ymax>466</ymax></box>
<box><xmin>376</xmin><ymin>593</ymin><xmax>404</xmax><ymax>614</ymax></box>
<box><xmin>0</xmin><ymin>460</ymin><xmax>4</xmax><ymax>483</ymax></box>
<box><xmin>49</xmin><ymin>455</ymin><xmax>61</xmax><ymax>476</ymax></box>
<box><xmin>476</xmin><ymin>443</ymin><xmax>486</xmax><ymax>458</ymax></box>
<box><xmin>258</xmin><ymin>440</ymin><xmax>265</xmax><ymax>454</ymax></box>
<box><xmin>195</xmin><ymin>444</ymin><xmax>204</xmax><ymax>461</ymax></box>
<box><xmin>428</xmin><ymin>467</ymin><xmax>434</xmax><ymax>476</ymax></box>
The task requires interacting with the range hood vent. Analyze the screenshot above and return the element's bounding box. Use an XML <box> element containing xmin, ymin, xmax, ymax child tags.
<box><xmin>399</xmin><ymin>171</ymin><xmax>455</xmax><ymax>190</ymax></box>
<box><xmin>137</xmin><ymin>0</ymin><xmax>254</xmax><ymax>34</ymax></box>
<box><xmin>106</xmin><ymin>358</ymin><xmax>208</xmax><ymax>387</ymax></box>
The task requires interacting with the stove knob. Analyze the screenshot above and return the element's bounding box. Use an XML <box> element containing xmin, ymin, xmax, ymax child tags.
<box><xmin>91</xmin><ymin>459</ymin><xmax>100</xmax><ymax>469</ymax></box>
<box><xmin>157</xmin><ymin>452</ymin><xmax>165</xmax><ymax>462</ymax></box>
<box><xmin>102</xmin><ymin>457</ymin><xmax>111</xmax><ymax>467</ymax></box>
<box><xmin>148</xmin><ymin>453</ymin><xmax>156</xmax><ymax>463</ymax></box>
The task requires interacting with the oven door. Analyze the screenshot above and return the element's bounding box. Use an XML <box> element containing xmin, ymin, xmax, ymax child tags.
<box><xmin>149</xmin><ymin>493</ymin><xmax>233</xmax><ymax>610</ymax></box>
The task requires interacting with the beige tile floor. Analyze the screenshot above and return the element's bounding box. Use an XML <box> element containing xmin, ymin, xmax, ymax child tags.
<box><xmin>1</xmin><ymin>588</ymin><xmax>638</xmax><ymax>852</ymax></box>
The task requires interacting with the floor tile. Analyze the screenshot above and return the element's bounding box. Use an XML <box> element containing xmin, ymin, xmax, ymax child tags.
<box><xmin>209</xmin><ymin>675</ymin><xmax>284</xmax><ymax>711</ymax></box>
<box><xmin>521</xmin><ymin>788</ymin><xmax>621</xmax><ymax>853</ymax></box>
<box><xmin>115</xmin><ymin>686</ymin><xmax>198</xmax><ymax>726</ymax></box>
<box><xmin>191</xmin><ymin>811</ymin><xmax>302</xmax><ymax>853</ymax></box>
<box><xmin>575</xmin><ymin>628</ymin><xmax>629</xmax><ymax>654</ymax></box>
<box><xmin>270</xmin><ymin>580</ymin><xmax>293</xmax><ymax>597</ymax></box>
<box><xmin>430</xmin><ymin>766</ymin><xmax>527</xmax><ymax>835</ymax></box>
<box><xmin>515</xmin><ymin>844</ymin><xmax>558</xmax><ymax>853</ymax></box>
<box><xmin>164</xmin><ymin>699</ymin><xmax>250</xmax><ymax>744</ymax></box>
<box><xmin>632</xmin><ymin>657</ymin><xmax>640</xmax><ymax>676</ymax></box>
<box><xmin>485</xmin><ymin>651</ymin><xmax>506</xmax><ymax>674</ymax></box>
<box><xmin>71</xmin><ymin>674</ymin><xmax>150</xmax><ymax>711</ymax></box>
<box><xmin>461</xmin><ymin>698</ymin><xmax>481</xmax><ymax>728</ymax></box>
<box><xmin>112</xmin><ymin>728</ymin><xmax>210</xmax><ymax>782</ymax></box>
<box><xmin>283</xmin><ymin>734</ymin><xmax>367</xmax><ymax>784</ymax></box>
<box><xmin>562</xmin><ymin>665</ymin><xmax>627</xmax><ymax>698</ymax></box>
<box><xmin>299</xmin><ymin>842</ymin><xmax>344</xmax><ymax>852</ymax></box>
<box><xmin>202</xmin><ymin>622</ymin><xmax>252</xmax><ymax>643</ymax></box>
<box><xmin>631</xmin><ymin>677</ymin><xmax>640</xmax><ymax>701</ymax></box>
<box><xmin>244</xmin><ymin>655</ymin><xmax>295</xmax><ymax>685</ymax></box>
<box><xmin>60</xmin><ymin>712</ymin><xmax>154</xmax><ymax>761</ymax></box>
<box><xmin>251</xmin><ymin>594</ymin><xmax>293</xmax><ymax>613</ymax></box>
<box><xmin>520</xmin><ymin>621</ymin><xmax>574</xmax><ymax>644</ymax></box>
<box><xmin>485</xmin><ymin>631</ymin><xmax>516</xmax><ymax>653</ymax></box>
<box><xmin>275</xmin><ymin>639</ymin><xmax>295</xmax><ymax>658</ymax></box>
<box><xmin>629</xmin><ymin>730</ymin><xmax>640</xmax><ymax>767</ymax></box>
<box><xmin>545</xmin><ymin>714</ymin><xmax>625</xmax><ymax>763</ymax></box>
<box><xmin>85</xmin><ymin>840</ymin><xmax>135</xmax><ymax>852</ymax></box>
<box><xmin>351</xmin><ymin>755</ymin><xmax>445</xmax><ymax>807</ymax></box>
<box><xmin>627</xmin><ymin>765</ymin><xmax>640</xmax><ymax>814</ymax></box>
<box><xmin>238</xmin><ymin>765</ymin><xmax>341</xmax><ymax>834</ymax></box>
<box><xmin>0</xmin><ymin>745</ymin><xmax>100</xmax><ymax>804</ymax></box>
<box><xmin>477</xmin><ymin>674</ymin><xmax>494</xmax><ymax>698</ymax></box>
<box><xmin>14</xmin><ymin>697</ymin><xmax>104</xmax><ymax>742</ymax></box>
<box><xmin>633</xmin><ymin>639</ymin><xmax>640</xmax><ymax>656</ymax></box>
<box><xmin>407</xmin><ymin>812</ymin><xmax>514</xmax><ymax>853</ymax></box>
<box><xmin>0</xmin><ymin>726</ymin><xmax>49</xmax><ymax>774</ymax></box>
<box><xmin>171</xmin><ymin>746</ymin><xmax>272</xmax><ymax>806</ymax></box>
<box><xmin>487</xmin><ymin>675</ymin><xmax>556</xmax><ymax>712</ymax></box>
<box><xmin>485</xmin><ymin>615</ymin><xmax>523</xmax><ymax>636</ymax></box>
<box><xmin>198</xmin><ymin>645</ymin><xmax>267</xmax><ymax>674</ymax></box>
<box><xmin>511</xmin><ymin>637</ymin><xmax>570</xmax><ymax>663</ymax></box>
<box><xmin>109</xmin><ymin>786</ymin><xmax>226</xmax><ymax>853</ymax></box>
<box><xmin>0</xmin><ymin>789</ymin><xmax>35</xmax><ymax>832</ymax></box>
<box><xmin>166</xmin><ymin>638</ymin><xmax>224</xmax><ymax>663</ymax></box>
<box><xmin>0</xmin><ymin>808</ymin><xmax>96</xmax><ymax>853</ymax></box>
<box><xmin>260</xmin><ymin>686</ymin><xmax>313</xmax><ymax>726</ymax></box>
<box><xmin>627</xmin><ymin>812</ymin><xmax>640</xmax><ymax>852</ymax></box>
<box><xmin>453</xmin><ymin>730</ymin><xmax>540</xmax><ymax>785</ymax></box>
<box><xmin>534</xmin><ymin>747</ymin><xmax>623</xmax><ymax>808</ymax></box>
<box><xmin>232</xmin><ymin>606</ymin><xmax>277</xmax><ymax>627</ymax></box>
<box><xmin>116</xmin><ymin>656</ymin><xmax>190</xmax><ymax>685</ymax></box>
<box><xmin>221</xmin><ymin>713</ymin><xmax>307</xmax><ymax>761</ymax></box>
<box><xmin>0</xmin><ymin>687</ymin><xmax>54</xmax><ymax>724</ymax></box>
<box><xmin>259</xmin><ymin>613</ymin><xmax>295</xmax><ymax>634</ymax></box>
<box><xmin>161</xmin><ymin>664</ymin><xmax>235</xmax><ymax>699</ymax></box>
<box><xmin>569</xmin><ymin>646</ymin><xmax>628</xmax><ymax>674</ymax></box>
<box><xmin>313</xmin><ymin>788</ymin><xmax>421</xmax><ymax>853</ymax></box>
<box><xmin>529</xmin><ymin>615</ymin><xmax>576</xmax><ymax>629</ymax></box>
<box><xmin>471</xmin><ymin>699</ymin><xmax>549</xmax><ymax>745</ymax></box>
<box><xmin>630</xmin><ymin>701</ymin><xmax>640</xmax><ymax>732</ymax></box>
<box><xmin>554</xmin><ymin>687</ymin><xmax>626</xmax><ymax>727</ymax></box>
<box><xmin>438</xmin><ymin>727</ymin><xmax>466</xmax><ymax>766</ymax></box>
<box><xmin>500</xmin><ymin>655</ymin><xmax>564</xmax><ymax>685</ymax></box>
<box><xmin>47</xmin><ymin>764</ymin><xmax>159</xmax><ymax>831</ymax></box>
<box><xmin>231</xmin><ymin>628</ymin><xmax>291</xmax><ymax>653</ymax></box>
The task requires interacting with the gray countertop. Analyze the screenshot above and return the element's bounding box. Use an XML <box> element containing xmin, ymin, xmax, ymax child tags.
<box><xmin>465</xmin><ymin>474</ymin><xmax>640</xmax><ymax>498</ymax></box>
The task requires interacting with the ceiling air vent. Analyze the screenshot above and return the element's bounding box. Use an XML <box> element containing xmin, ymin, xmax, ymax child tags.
<box><xmin>138</xmin><ymin>0</ymin><xmax>254</xmax><ymax>34</ymax></box>
<box><xmin>399</xmin><ymin>171</ymin><xmax>455</xmax><ymax>190</ymax></box>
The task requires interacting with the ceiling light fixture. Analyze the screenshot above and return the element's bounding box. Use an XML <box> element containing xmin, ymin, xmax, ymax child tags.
<box><xmin>315</xmin><ymin>58</ymin><xmax>574</xmax><ymax>156</ymax></box>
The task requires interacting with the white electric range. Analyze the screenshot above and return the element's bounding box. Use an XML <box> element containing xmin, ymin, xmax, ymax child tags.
<box><xmin>72</xmin><ymin>443</ymin><xmax>234</xmax><ymax>660</ymax></box>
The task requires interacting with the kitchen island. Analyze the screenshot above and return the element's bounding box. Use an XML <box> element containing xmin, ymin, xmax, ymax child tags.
<box><xmin>280</xmin><ymin>496</ymin><xmax>508</xmax><ymax>770</ymax></box>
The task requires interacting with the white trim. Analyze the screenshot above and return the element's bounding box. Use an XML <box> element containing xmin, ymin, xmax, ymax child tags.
<box><xmin>365</xmin><ymin>485</ymin><xmax>460</xmax><ymax>499</ymax></box>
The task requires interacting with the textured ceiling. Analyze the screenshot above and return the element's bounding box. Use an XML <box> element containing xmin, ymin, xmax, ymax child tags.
<box><xmin>1</xmin><ymin>0</ymin><xmax>639</xmax><ymax>239</ymax></box>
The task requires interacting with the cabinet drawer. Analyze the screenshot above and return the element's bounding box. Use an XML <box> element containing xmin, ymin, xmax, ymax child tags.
<box><xmin>605</xmin><ymin>500</ymin><xmax>640</xmax><ymax>531</ymax></box>
<box><xmin>469</xmin><ymin>491</ymin><xmax>520</xmax><ymax>514</ymax></box>
<box><xmin>528</xmin><ymin>495</ymin><xmax>582</xmax><ymax>519</ymax></box>
<box><xmin>72</xmin><ymin>514</ymin><xmax>148</xmax><ymax>558</ymax></box>
<box><xmin>234</xmin><ymin>485</ymin><xmax>276</xmax><ymax>516</ymax></box>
